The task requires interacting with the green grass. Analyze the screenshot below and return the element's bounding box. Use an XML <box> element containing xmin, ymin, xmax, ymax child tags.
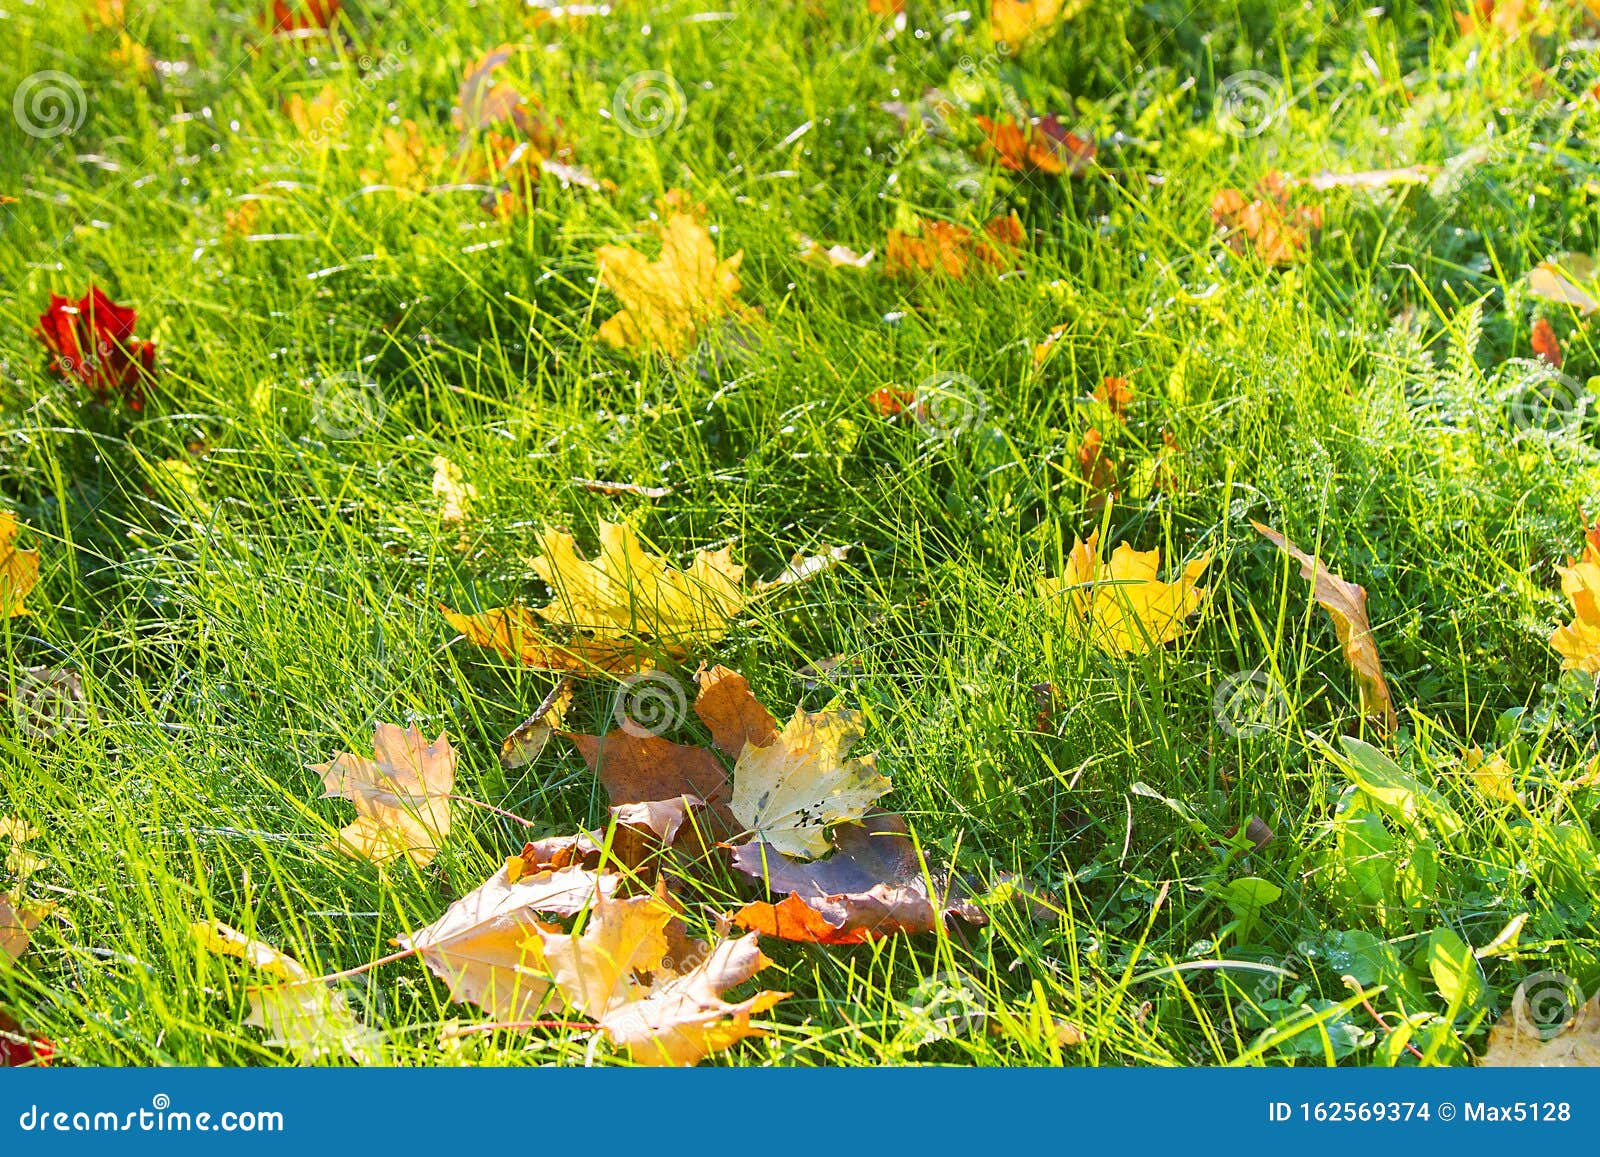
<box><xmin>3</xmin><ymin>0</ymin><xmax>1600</xmax><ymax>1066</ymax></box>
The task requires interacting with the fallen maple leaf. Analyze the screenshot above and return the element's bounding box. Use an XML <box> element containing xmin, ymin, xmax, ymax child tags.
<box><xmin>1211</xmin><ymin>175</ymin><xmax>1322</xmax><ymax>266</ymax></box>
<box><xmin>1095</xmin><ymin>376</ymin><xmax>1133</xmax><ymax>420</ymax></box>
<box><xmin>869</xmin><ymin>385</ymin><xmax>916</xmax><ymax>416</ymax></box>
<box><xmin>1254</xmin><ymin>522</ymin><xmax>1397</xmax><ymax>732</ymax></box>
<box><xmin>309</xmin><ymin>724</ymin><xmax>456</xmax><ymax>867</ymax></box>
<box><xmin>541</xmin><ymin>913</ymin><xmax>785</xmax><ymax>1065</ymax></box>
<box><xmin>884</xmin><ymin>214</ymin><xmax>1024</xmax><ymax>280</ymax></box>
<box><xmin>35</xmin><ymin>286</ymin><xmax>156</xmax><ymax>410</ymax></box>
<box><xmin>444</xmin><ymin>522</ymin><xmax>746</xmax><ymax>673</ymax></box>
<box><xmin>567</xmin><ymin>730</ymin><xmax>735</xmax><ymax>835</ymax></box>
<box><xmin>1037</xmin><ymin>532</ymin><xmax>1209</xmax><ymax>655</ymax></box>
<box><xmin>456</xmin><ymin>46</ymin><xmax>525</xmax><ymax>134</ymax></box>
<box><xmin>597</xmin><ymin>199</ymin><xmax>745</xmax><ymax>357</ymax></box>
<box><xmin>191</xmin><ymin>920</ymin><xmax>380</xmax><ymax>1061</ymax></box>
<box><xmin>1527</xmin><ymin>254</ymin><xmax>1599</xmax><ymax>315</ymax></box>
<box><xmin>976</xmin><ymin>114</ymin><xmax>1095</xmax><ymax>176</ymax></box>
<box><xmin>729</xmin><ymin>707</ymin><xmax>891</xmax><ymax>859</ymax></box>
<box><xmin>1550</xmin><ymin>518</ymin><xmax>1600</xmax><ymax>673</ymax></box>
<box><xmin>693</xmin><ymin>665</ymin><xmax>777</xmax><ymax>757</ymax></box>
<box><xmin>398</xmin><ymin>863</ymin><xmax>615</xmax><ymax>1020</ymax></box>
<box><xmin>0</xmin><ymin>514</ymin><xmax>39</xmax><ymax>618</ymax></box>
<box><xmin>285</xmin><ymin>85</ymin><xmax>344</xmax><ymax>148</ymax></box>
<box><xmin>732</xmin><ymin>812</ymin><xmax>985</xmax><ymax>943</ymax></box>
<box><xmin>989</xmin><ymin>0</ymin><xmax>1086</xmax><ymax>48</ymax></box>
<box><xmin>1481</xmin><ymin>985</ymin><xmax>1600</xmax><ymax>1066</ymax></box>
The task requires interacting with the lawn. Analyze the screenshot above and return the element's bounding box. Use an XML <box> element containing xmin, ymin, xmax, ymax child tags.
<box><xmin>3</xmin><ymin>0</ymin><xmax>1600</xmax><ymax>1067</ymax></box>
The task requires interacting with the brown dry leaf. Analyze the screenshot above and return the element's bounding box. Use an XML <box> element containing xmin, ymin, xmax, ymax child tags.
<box><xmin>990</xmin><ymin>0</ymin><xmax>1086</xmax><ymax>48</ymax></box>
<box><xmin>1095</xmin><ymin>376</ymin><xmax>1133</xmax><ymax>421</ymax></box>
<box><xmin>1481</xmin><ymin>988</ymin><xmax>1600</xmax><ymax>1066</ymax></box>
<box><xmin>597</xmin><ymin>199</ymin><xmax>745</xmax><ymax>357</ymax></box>
<box><xmin>1210</xmin><ymin>175</ymin><xmax>1322</xmax><ymax>266</ymax></box>
<box><xmin>1528</xmin><ymin>254</ymin><xmax>1600</xmax><ymax>316</ymax></box>
<box><xmin>397</xmin><ymin>864</ymin><xmax>615</xmax><ymax>1021</ymax></box>
<box><xmin>590</xmin><ymin>931</ymin><xmax>787</xmax><ymax>1065</ymax></box>
<box><xmin>976</xmin><ymin>114</ymin><xmax>1095</xmax><ymax>176</ymax></box>
<box><xmin>500</xmin><ymin>679</ymin><xmax>574</xmax><ymax>769</ymax></box>
<box><xmin>694</xmin><ymin>665</ymin><xmax>778</xmax><ymax>757</ymax></box>
<box><xmin>733</xmin><ymin>812</ymin><xmax>985</xmax><ymax>943</ymax></box>
<box><xmin>456</xmin><ymin>46</ymin><xmax>524</xmax><ymax>132</ymax></box>
<box><xmin>571</xmin><ymin>477</ymin><xmax>673</xmax><ymax>499</ymax></box>
<box><xmin>191</xmin><ymin>920</ymin><xmax>381</xmax><ymax>1061</ymax></box>
<box><xmin>1254</xmin><ymin>522</ymin><xmax>1397</xmax><ymax>733</ymax></box>
<box><xmin>1549</xmin><ymin>518</ymin><xmax>1600</xmax><ymax>673</ymax></box>
<box><xmin>1036</xmin><ymin>532</ymin><xmax>1209</xmax><ymax>655</ymax></box>
<box><xmin>444</xmin><ymin>521</ymin><xmax>746</xmax><ymax>673</ymax></box>
<box><xmin>567</xmin><ymin>730</ymin><xmax>736</xmax><ymax>836</ymax></box>
<box><xmin>884</xmin><ymin>214</ymin><xmax>1024</xmax><ymax>280</ymax></box>
<box><xmin>729</xmin><ymin>708</ymin><xmax>891</xmax><ymax>858</ymax></box>
<box><xmin>310</xmin><ymin>723</ymin><xmax>457</xmax><ymax>867</ymax></box>
<box><xmin>0</xmin><ymin>513</ymin><xmax>40</xmax><ymax>618</ymax></box>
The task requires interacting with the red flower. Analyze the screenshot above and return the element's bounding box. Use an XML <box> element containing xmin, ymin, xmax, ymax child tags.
<box><xmin>35</xmin><ymin>286</ymin><xmax>156</xmax><ymax>411</ymax></box>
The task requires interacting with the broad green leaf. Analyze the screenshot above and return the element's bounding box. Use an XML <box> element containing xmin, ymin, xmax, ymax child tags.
<box><xmin>1338</xmin><ymin>737</ymin><xmax>1463</xmax><ymax>836</ymax></box>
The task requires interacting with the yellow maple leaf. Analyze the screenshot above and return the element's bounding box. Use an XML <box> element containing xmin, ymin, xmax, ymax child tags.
<box><xmin>596</xmin><ymin>200</ymin><xmax>744</xmax><ymax>357</ymax></box>
<box><xmin>285</xmin><ymin>85</ymin><xmax>345</xmax><ymax>149</ymax></box>
<box><xmin>989</xmin><ymin>0</ymin><xmax>1087</xmax><ymax>48</ymax></box>
<box><xmin>191</xmin><ymin>921</ymin><xmax>381</xmax><ymax>1061</ymax></box>
<box><xmin>534</xmin><ymin>894</ymin><xmax>786</xmax><ymax>1065</ymax></box>
<box><xmin>0</xmin><ymin>513</ymin><xmax>39</xmax><ymax>618</ymax></box>
<box><xmin>1037</xmin><ymin>532</ymin><xmax>1209</xmax><ymax>655</ymax></box>
<box><xmin>430</xmin><ymin>454</ymin><xmax>477</xmax><ymax>524</ymax></box>
<box><xmin>444</xmin><ymin>522</ymin><xmax>746</xmax><ymax>673</ymax></box>
<box><xmin>729</xmin><ymin>709</ymin><xmax>891</xmax><ymax>859</ymax></box>
<box><xmin>309</xmin><ymin>724</ymin><xmax>456</xmax><ymax>867</ymax></box>
<box><xmin>1551</xmin><ymin>520</ymin><xmax>1600</xmax><ymax>673</ymax></box>
<box><xmin>398</xmin><ymin>864</ymin><xmax>613</xmax><ymax>1021</ymax></box>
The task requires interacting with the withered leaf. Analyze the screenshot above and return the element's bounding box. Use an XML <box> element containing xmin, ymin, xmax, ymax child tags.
<box><xmin>310</xmin><ymin>723</ymin><xmax>456</xmax><ymax>867</ymax></box>
<box><xmin>499</xmin><ymin>678</ymin><xmax>574</xmax><ymax>769</ymax></box>
<box><xmin>567</xmin><ymin>731</ymin><xmax>735</xmax><ymax>836</ymax></box>
<box><xmin>1481</xmin><ymin>987</ymin><xmax>1600</xmax><ymax>1067</ymax></box>
<box><xmin>732</xmin><ymin>812</ymin><xmax>984</xmax><ymax>943</ymax></box>
<box><xmin>397</xmin><ymin>864</ymin><xmax>615</xmax><ymax>1021</ymax></box>
<box><xmin>1253</xmin><ymin>522</ymin><xmax>1397</xmax><ymax>733</ymax></box>
<box><xmin>694</xmin><ymin>664</ymin><xmax>778</xmax><ymax>757</ymax></box>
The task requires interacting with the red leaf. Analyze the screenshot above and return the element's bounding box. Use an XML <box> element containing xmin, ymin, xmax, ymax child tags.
<box><xmin>35</xmin><ymin>286</ymin><xmax>155</xmax><ymax>411</ymax></box>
